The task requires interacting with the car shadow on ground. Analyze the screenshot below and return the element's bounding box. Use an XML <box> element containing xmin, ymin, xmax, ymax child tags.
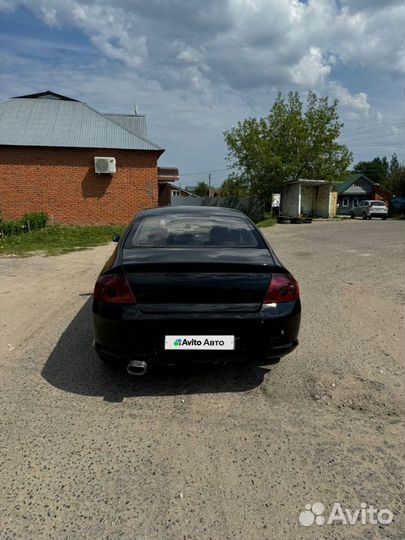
<box><xmin>41</xmin><ymin>299</ymin><xmax>271</xmax><ymax>402</ymax></box>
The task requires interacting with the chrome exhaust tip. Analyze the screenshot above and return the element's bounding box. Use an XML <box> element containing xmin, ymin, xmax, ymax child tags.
<box><xmin>127</xmin><ymin>360</ymin><xmax>147</xmax><ymax>376</ymax></box>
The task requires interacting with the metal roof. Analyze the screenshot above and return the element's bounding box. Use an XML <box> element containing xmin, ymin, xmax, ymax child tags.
<box><xmin>104</xmin><ymin>114</ymin><xmax>147</xmax><ymax>138</ymax></box>
<box><xmin>285</xmin><ymin>178</ymin><xmax>330</xmax><ymax>187</ymax></box>
<box><xmin>0</xmin><ymin>95</ymin><xmax>163</xmax><ymax>152</ymax></box>
<box><xmin>333</xmin><ymin>173</ymin><xmax>392</xmax><ymax>195</ymax></box>
<box><xmin>166</xmin><ymin>183</ymin><xmax>197</xmax><ymax>196</ymax></box>
<box><xmin>333</xmin><ymin>173</ymin><xmax>372</xmax><ymax>193</ymax></box>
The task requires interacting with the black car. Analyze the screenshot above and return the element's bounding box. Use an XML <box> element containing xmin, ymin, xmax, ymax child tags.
<box><xmin>93</xmin><ymin>206</ymin><xmax>301</xmax><ymax>375</ymax></box>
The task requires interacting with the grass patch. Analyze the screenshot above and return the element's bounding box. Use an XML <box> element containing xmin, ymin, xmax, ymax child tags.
<box><xmin>0</xmin><ymin>224</ymin><xmax>125</xmax><ymax>256</ymax></box>
<box><xmin>256</xmin><ymin>215</ymin><xmax>276</xmax><ymax>228</ymax></box>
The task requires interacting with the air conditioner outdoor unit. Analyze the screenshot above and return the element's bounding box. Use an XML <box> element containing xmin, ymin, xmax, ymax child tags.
<box><xmin>94</xmin><ymin>157</ymin><xmax>116</xmax><ymax>174</ymax></box>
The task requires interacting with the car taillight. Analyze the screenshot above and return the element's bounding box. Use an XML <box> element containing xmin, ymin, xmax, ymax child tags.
<box><xmin>263</xmin><ymin>273</ymin><xmax>300</xmax><ymax>304</ymax></box>
<box><xmin>94</xmin><ymin>274</ymin><xmax>136</xmax><ymax>304</ymax></box>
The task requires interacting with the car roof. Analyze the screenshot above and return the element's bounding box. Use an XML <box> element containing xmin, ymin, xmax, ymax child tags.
<box><xmin>135</xmin><ymin>206</ymin><xmax>246</xmax><ymax>219</ymax></box>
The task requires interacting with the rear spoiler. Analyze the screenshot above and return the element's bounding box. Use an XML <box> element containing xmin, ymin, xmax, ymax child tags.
<box><xmin>122</xmin><ymin>262</ymin><xmax>287</xmax><ymax>273</ymax></box>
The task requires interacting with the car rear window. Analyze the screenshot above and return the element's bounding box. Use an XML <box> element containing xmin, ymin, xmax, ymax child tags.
<box><xmin>125</xmin><ymin>214</ymin><xmax>263</xmax><ymax>248</ymax></box>
<box><xmin>371</xmin><ymin>201</ymin><xmax>386</xmax><ymax>206</ymax></box>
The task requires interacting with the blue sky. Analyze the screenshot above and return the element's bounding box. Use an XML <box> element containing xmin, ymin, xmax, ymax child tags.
<box><xmin>0</xmin><ymin>1</ymin><xmax>404</xmax><ymax>187</ymax></box>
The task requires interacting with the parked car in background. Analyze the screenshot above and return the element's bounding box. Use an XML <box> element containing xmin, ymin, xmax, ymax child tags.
<box><xmin>350</xmin><ymin>200</ymin><xmax>388</xmax><ymax>220</ymax></box>
<box><xmin>93</xmin><ymin>206</ymin><xmax>301</xmax><ymax>375</ymax></box>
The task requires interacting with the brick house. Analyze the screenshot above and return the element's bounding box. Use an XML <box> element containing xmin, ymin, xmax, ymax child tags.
<box><xmin>0</xmin><ymin>91</ymin><xmax>176</xmax><ymax>225</ymax></box>
<box><xmin>159</xmin><ymin>183</ymin><xmax>198</xmax><ymax>206</ymax></box>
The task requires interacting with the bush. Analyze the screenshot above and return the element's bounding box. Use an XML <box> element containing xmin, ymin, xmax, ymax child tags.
<box><xmin>21</xmin><ymin>212</ymin><xmax>48</xmax><ymax>231</ymax></box>
<box><xmin>2</xmin><ymin>219</ymin><xmax>26</xmax><ymax>236</ymax></box>
<box><xmin>0</xmin><ymin>212</ymin><xmax>48</xmax><ymax>237</ymax></box>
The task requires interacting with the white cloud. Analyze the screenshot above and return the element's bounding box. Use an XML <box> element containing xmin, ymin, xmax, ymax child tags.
<box><xmin>333</xmin><ymin>2</ymin><xmax>405</xmax><ymax>74</ymax></box>
<box><xmin>1</xmin><ymin>0</ymin><xmax>403</xmax><ymax>92</ymax></box>
<box><xmin>0</xmin><ymin>0</ymin><xmax>404</xmax><ymax>169</ymax></box>
<box><xmin>40</xmin><ymin>6</ymin><xmax>58</xmax><ymax>26</ymax></box>
<box><xmin>291</xmin><ymin>47</ymin><xmax>331</xmax><ymax>87</ymax></box>
<box><xmin>328</xmin><ymin>81</ymin><xmax>370</xmax><ymax>116</ymax></box>
<box><xmin>0</xmin><ymin>0</ymin><xmax>14</xmax><ymax>11</ymax></box>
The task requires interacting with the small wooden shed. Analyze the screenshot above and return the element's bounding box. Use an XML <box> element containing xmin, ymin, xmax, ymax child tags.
<box><xmin>281</xmin><ymin>179</ymin><xmax>336</xmax><ymax>218</ymax></box>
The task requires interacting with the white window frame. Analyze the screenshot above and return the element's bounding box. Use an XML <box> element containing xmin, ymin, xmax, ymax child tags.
<box><xmin>342</xmin><ymin>198</ymin><xmax>349</xmax><ymax>207</ymax></box>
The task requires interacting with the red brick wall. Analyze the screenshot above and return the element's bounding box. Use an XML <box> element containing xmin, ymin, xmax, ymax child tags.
<box><xmin>0</xmin><ymin>146</ymin><xmax>160</xmax><ymax>224</ymax></box>
<box><xmin>372</xmin><ymin>187</ymin><xmax>391</xmax><ymax>207</ymax></box>
<box><xmin>158</xmin><ymin>182</ymin><xmax>171</xmax><ymax>206</ymax></box>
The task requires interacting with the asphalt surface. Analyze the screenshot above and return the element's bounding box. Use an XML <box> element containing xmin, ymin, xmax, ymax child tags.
<box><xmin>0</xmin><ymin>219</ymin><xmax>404</xmax><ymax>540</ymax></box>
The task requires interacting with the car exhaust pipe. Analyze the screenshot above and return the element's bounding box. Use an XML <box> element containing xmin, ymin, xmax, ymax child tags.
<box><xmin>127</xmin><ymin>360</ymin><xmax>147</xmax><ymax>376</ymax></box>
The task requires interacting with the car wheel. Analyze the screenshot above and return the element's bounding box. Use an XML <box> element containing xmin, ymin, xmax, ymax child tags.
<box><xmin>350</xmin><ymin>212</ymin><xmax>355</xmax><ymax>219</ymax></box>
<box><xmin>362</xmin><ymin>212</ymin><xmax>367</xmax><ymax>220</ymax></box>
<box><xmin>382</xmin><ymin>216</ymin><xmax>387</xmax><ymax>220</ymax></box>
<box><xmin>368</xmin><ymin>216</ymin><xmax>372</xmax><ymax>220</ymax></box>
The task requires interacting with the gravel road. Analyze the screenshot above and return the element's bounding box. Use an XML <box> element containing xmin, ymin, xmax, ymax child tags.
<box><xmin>1</xmin><ymin>220</ymin><xmax>404</xmax><ymax>540</ymax></box>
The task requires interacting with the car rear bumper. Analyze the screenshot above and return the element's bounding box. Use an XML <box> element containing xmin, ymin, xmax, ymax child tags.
<box><xmin>93</xmin><ymin>301</ymin><xmax>301</xmax><ymax>364</ymax></box>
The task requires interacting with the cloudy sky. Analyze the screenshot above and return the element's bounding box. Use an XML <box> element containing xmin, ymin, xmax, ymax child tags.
<box><xmin>0</xmin><ymin>0</ymin><xmax>404</xmax><ymax>186</ymax></box>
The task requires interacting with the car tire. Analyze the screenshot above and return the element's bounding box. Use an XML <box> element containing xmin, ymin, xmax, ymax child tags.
<box><xmin>368</xmin><ymin>216</ymin><xmax>372</xmax><ymax>220</ymax></box>
<box><xmin>350</xmin><ymin>212</ymin><xmax>355</xmax><ymax>219</ymax></box>
<box><xmin>362</xmin><ymin>212</ymin><xmax>367</xmax><ymax>220</ymax></box>
<box><xmin>261</xmin><ymin>357</ymin><xmax>281</xmax><ymax>366</ymax></box>
<box><xmin>382</xmin><ymin>216</ymin><xmax>387</xmax><ymax>220</ymax></box>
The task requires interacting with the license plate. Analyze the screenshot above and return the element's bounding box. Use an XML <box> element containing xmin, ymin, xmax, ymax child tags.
<box><xmin>165</xmin><ymin>335</ymin><xmax>235</xmax><ymax>351</ymax></box>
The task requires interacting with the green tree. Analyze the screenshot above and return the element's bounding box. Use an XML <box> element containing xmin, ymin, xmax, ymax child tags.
<box><xmin>389</xmin><ymin>153</ymin><xmax>400</xmax><ymax>176</ymax></box>
<box><xmin>224</xmin><ymin>90</ymin><xmax>352</xmax><ymax>204</ymax></box>
<box><xmin>386</xmin><ymin>165</ymin><xmax>405</xmax><ymax>197</ymax></box>
<box><xmin>353</xmin><ymin>156</ymin><xmax>389</xmax><ymax>184</ymax></box>
<box><xmin>194</xmin><ymin>181</ymin><xmax>209</xmax><ymax>197</ymax></box>
<box><xmin>220</xmin><ymin>177</ymin><xmax>249</xmax><ymax>197</ymax></box>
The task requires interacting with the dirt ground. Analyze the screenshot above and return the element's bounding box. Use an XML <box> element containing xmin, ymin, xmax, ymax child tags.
<box><xmin>0</xmin><ymin>219</ymin><xmax>404</xmax><ymax>540</ymax></box>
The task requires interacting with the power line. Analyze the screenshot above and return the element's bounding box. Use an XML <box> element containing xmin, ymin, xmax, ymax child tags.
<box><xmin>347</xmin><ymin>142</ymin><xmax>404</xmax><ymax>147</ymax></box>
<box><xmin>180</xmin><ymin>121</ymin><xmax>404</xmax><ymax>178</ymax></box>
<box><xmin>343</xmin><ymin>123</ymin><xmax>403</xmax><ymax>134</ymax></box>
<box><xmin>341</xmin><ymin>121</ymin><xmax>404</xmax><ymax>137</ymax></box>
<box><xmin>181</xmin><ymin>167</ymin><xmax>229</xmax><ymax>176</ymax></box>
<box><xmin>341</xmin><ymin>130</ymin><xmax>404</xmax><ymax>141</ymax></box>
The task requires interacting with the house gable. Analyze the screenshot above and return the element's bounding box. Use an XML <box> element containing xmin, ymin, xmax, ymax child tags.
<box><xmin>12</xmin><ymin>90</ymin><xmax>78</xmax><ymax>101</ymax></box>
<box><xmin>344</xmin><ymin>175</ymin><xmax>373</xmax><ymax>195</ymax></box>
<box><xmin>333</xmin><ymin>173</ymin><xmax>374</xmax><ymax>195</ymax></box>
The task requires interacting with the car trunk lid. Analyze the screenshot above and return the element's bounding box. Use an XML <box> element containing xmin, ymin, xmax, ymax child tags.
<box><xmin>122</xmin><ymin>247</ymin><xmax>275</xmax><ymax>313</ymax></box>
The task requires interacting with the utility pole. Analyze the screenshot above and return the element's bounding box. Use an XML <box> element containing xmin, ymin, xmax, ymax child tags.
<box><xmin>208</xmin><ymin>172</ymin><xmax>211</xmax><ymax>197</ymax></box>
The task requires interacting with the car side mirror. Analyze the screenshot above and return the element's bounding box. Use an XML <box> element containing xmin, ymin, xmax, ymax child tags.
<box><xmin>112</xmin><ymin>234</ymin><xmax>121</xmax><ymax>243</ymax></box>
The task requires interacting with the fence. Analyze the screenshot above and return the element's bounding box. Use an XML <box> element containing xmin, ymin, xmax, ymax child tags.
<box><xmin>390</xmin><ymin>197</ymin><xmax>405</xmax><ymax>218</ymax></box>
<box><xmin>171</xmin><ymin>196</ymin><xmax>266</xmax><ymax>222</ymax></box>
